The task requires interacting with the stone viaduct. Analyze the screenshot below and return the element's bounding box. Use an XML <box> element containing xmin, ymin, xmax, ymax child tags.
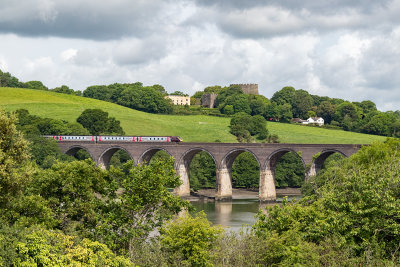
<box><xmin>56</xmin><ymin>142</ymin><xmax>362</xmax><ymax>202</ymax></box>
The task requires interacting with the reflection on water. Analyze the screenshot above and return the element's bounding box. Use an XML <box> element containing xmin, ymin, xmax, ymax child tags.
<box><xmin>191</xmin><ymin>196</ymin><xmax>301</xmax><ymax>232</ymax></box>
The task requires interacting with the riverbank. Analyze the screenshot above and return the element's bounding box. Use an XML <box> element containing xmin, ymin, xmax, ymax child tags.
<box><xmin>186</xmin><ymin>188</ymin><xmax>301</xmax><ymax>201</ymax></box>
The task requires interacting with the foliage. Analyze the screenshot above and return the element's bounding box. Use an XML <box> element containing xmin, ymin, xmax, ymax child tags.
<box><xmin>170</xmin><ymin>91</ymin><xmax>188</xmax><ymax>96</ymax></box>
<box><xmin>160</xmin><ymin>211</ymin><xmax>223</xmax><ymax>266</ymax></box>
<box><xmin>0</xmin><ymin>69</ymin><xmax>22</xmax><ymax>88</ymax></box>
<box><xmin>230</xmin><ymin>112</ymin><xmax>268</xmax><ymax>142</ymax></box>
<box><xmin>0</xmin><ymin>109</ymin><xmax>35</xmax><ymax>213</ymax></box>
<box><xmin>99</xmin><ymin>158</ymin><xmax>190</xmax><ymax>253</ymax></box>
<box><xmin>274</xmin><ymin>152</ymin><xmax>305</xmax><ymax>188</ymax></box>
<box><xmin>23</xmin><ymin>80</ymin><xmax>48</xmax><ymax>90</ymax></box>
<box><xmin>83</xmin><ymin>82</ymin><xmax>173</xmax><ymax>114</ymax></box>
<box><xmin>28</xmin><ymin>159</ymin><xmax>115</xmax><ymax>235</ymax></box>
<box><xmin>189</xmin><ymin>151</ymin><xmax>217</xmax><ymax>191</ymax></box>
<box><xmin>292</xmin><ymin>89</ymin><xmax>314</xmax><ymax>119</ymax></box>
<box><xmin>0</xmin><ymin>224</ymin><xmax>133</xmax><ymax>266</ymax></box>
<box><xmin>77</xmin><ymin>108</ymin><xmax>124</xmax><ymax>135</ymax></box>
<box><xmin>254</xmin><ymin>139</ymin><xmax>400</xmax><ymax>263</ymax></box>
<box><xmin>232</xmin><ymin>152</ymin><xmax>260</xmax><ymax>188</ymax></box>
<box><xmin>51</xmin><ymin>85</ymin><xmax>81</xmax><ymax>96</ymax></box>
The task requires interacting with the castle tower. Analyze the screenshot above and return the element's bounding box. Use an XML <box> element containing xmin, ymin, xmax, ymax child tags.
<box><xmin>230</xmin><ymin>83</ymin><xmax>259</xmax><ymax>95</ymax></box>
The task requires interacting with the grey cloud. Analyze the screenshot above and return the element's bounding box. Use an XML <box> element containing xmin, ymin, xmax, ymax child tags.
<box><xmin>112</xmin><ymin>37</ymin><xmax>167</xmax><ymax>65</ymax></box>
<box><xmin>0</xmin><ymin>0</ymin><xmax>170</xmax><ymax>40</ymax></box>
<box><xmin>190</xmin><ymin>0</ymin><xmax>400</xmax><ymax>39</ymax></box>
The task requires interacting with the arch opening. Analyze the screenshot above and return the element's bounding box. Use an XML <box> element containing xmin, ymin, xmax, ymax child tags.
<box><xmin>98</xmin><ymin>147</ymin><xmax>133</xmax><ymax>169</ymax></box>
<box><xmin>310</xmin><ymin>150</ymin><xmax>346</xmax><ymax>176</ymax></box>
<box><xmin>189</xmin><ymin>151</ymin><xmax>217</xmax><ymax>192</ymax></box>
<box><xmin>260</xmin><ymin>149</ymin><xmax>305</xmax><ymax>202</ymax></box>
<box><xmin>219</xmin><ymin>149</ymin><xmax>260</xmax><ymax>200</ymax></box>
<box><xmin>65</xmin><ymin>146</ymin><xmax>93</xmax><ymax>161</ymax></box>
<box><xmin>274</xmin><ymin>152</ymin><xmax>305</xmax><ymax>188</ymax></box>
<box><xmin>109</xmin><ymin>149</ymin><xmax>133</xmax><ymax>169</ymax></box>
<box><xmin>231</xmin><ymin>151</ymin><xmax>260</xmax><ymax>189</ymax></box>
<box><xmin>176</xmin><ymin>148</ymin><xmax>217</xmax><ymax>197</ymax></box>
<box><xmin>138</xmin><ymin>148</ymin><xmax>172</xmax><ymax>165</ymax></box>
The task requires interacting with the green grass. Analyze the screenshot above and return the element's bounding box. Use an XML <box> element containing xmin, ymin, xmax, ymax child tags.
<box><xmin>0</xmin><ymin>87</ymin><xmax>387</xmax><ymax>144</ymax></box>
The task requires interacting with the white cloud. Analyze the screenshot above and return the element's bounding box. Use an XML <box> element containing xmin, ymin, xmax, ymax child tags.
<box><xmin>0</xmin><ymin>56</ymin><xmax>8</xmax><ymax>72</ymax></box>
<box><xmin>60</xmin><ymin>48</ymin><xmax>77</xmax><ymax>61</ymax></box>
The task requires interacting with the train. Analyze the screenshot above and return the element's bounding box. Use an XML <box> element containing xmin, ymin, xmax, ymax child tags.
<box><xmin>44</xmin><ymin>135</ymin><xmax>183</xmax><ymax>142</ymax></box>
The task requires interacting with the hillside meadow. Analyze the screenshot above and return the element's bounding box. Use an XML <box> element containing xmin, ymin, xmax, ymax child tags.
<box><xmin>0</xmin><ymin>87</ymin><xmax>387</xmax><ymax>144</ymax></box>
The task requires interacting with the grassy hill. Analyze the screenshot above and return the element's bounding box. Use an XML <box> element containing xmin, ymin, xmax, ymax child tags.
<box><xmin>0</xmin><ymin>87</ymin><xmax>387</xmax><ymax>144</ymax></box>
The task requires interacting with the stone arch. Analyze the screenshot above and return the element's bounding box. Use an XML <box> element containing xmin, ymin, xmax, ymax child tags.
<box><xmin>138</xmin><ymin>147</ymin><xmax>173</xmax><ymax>165</ymax></box>
<box><xmin>220</xmin><ymin>148</ymin><xmax>261</xmax><ymax>171</ymax></box>
<box><xmin>65</xmin><ymin>145</ymin><xmax>94</xmax><ymax>161</ymax></box>
<box><xmin>218</xmin><ymin>148</ymin><xmax>261</xmax><ymax>201</ymax></box>
<box><xmin>259</xmin><ymin>148</ymin><xmax>305</xmax><ymax>202</ymax></box>
<box><xmin>98</xmin><ymin>146</ymin><xmax>133</xmax><ymax>169</ymax></box>
<box><xmin>264</xmin><ymin>148</ymin><xmax>305</xmax><ymax>171</ymax></box>
<box><xmin>175</xmin><ymin>147</ymin><xmax>217</xmax><ymax>197</ymax></box>
<box><xmin>308</xmin><ymin>149</ymin><xmax>347</xmax><ymax>177</ymax></box>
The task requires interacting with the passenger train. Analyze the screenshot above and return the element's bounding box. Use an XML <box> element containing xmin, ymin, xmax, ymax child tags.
<box><xmin>44</xmin><ymin>135</ymin><xmax>183</xmax><ymax>142</ymax></box>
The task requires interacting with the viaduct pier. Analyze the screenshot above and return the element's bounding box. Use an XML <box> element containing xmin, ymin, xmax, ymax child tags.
<box><xmin>56</xmin><ymin>142</ymin><xmax>362</xmax><ymax>202</ymax></box>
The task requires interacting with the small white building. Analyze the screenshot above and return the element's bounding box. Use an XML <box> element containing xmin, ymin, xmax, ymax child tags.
<box><xmin>304</xmin><ymin>117</ymin><xmax>324</xmax><ymax>126</ymax></box>
<box><xmin>165</xmin><ymin>95</ymin><xmax>190</xmax><ymax>106</ymax></box>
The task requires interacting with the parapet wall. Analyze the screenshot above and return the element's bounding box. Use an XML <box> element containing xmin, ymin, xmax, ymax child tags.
<box><xmin>230</xmin><ymin>83</ymin><xmax>259</xmax><ymax>95</ymax></box>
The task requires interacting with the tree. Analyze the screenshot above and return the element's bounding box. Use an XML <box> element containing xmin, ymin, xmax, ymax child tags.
<box><xmin>160</xmin><ymin>211</ymin><xmax>223</xmax><ymax>266</ymax></box>
<box><xmin>232</xmin><ymin>152</ymin><xmax>260</xmax><ymax>188</ymax></box>
<box><xmin>317</xmin><ymin>101</ymin><xmax>336</xmax><ymax>124</ymax></box>
<box><xmin>77</xmin><ymin>109</ymin><xmax>124</xmax><ymax>135</ymax></box>
<box><xmin>28</xmin><ymin>160</ymin><xmax>114</xmax><ymax>235</ymax></box>
<box><xmin>334</xmin><ymin>101</ymin><xmax>360</xmax><ymax>123</ymax></box>
<box><xmin>97</xmin><ymin>158</ymin><xmax>190</xmax><ymax>253</ymax></box>
<box><xmin>51</xmin><ymin>85</ymin><xmax>76</xmax><ymax>95</ymax></box>
<box><xmin>292</xmin><ymin>89</ymin><xmax>313</xmax><ymax>119</ymax></box>
<box><xmin>22</xmin><ymin>80</ymin><xmax>48</xmax><ymax>90</ymax></box>
<box><xmin>0</xmin><ymin>109</ymin><xmax>34</xmax><ymax>213</ymax></box>
<box><xmin>270</xmin><ymin>86</ymin><xmax>295</xmax><ymax>105</ymax></box>
<box><xmin>278</xmin><ymin>103</ymin><xmax>293</xmax><ymax>123</ymax></box>
<box><xmin>249</xmin><ymin>95</ymin><xmax>269</xmax><ymax>116</ymax></box>
<box><xmin>362</xmin><ymin>112</ymin><xmax>396</xmax><ymax>136</ymax></box>
<box><xmin>170</xmin><ymin>91</ymin><xmax>188</xmax><ymax>96</ymax></box>
<box><xmin>0</xmin><ymin>225</ymin><xmax>132</xmax><ymax>266</ymax></box>
<box><xmin>0</xmin><ymin>69</ymin><xmax>21</xmax><ymax>88</ymax></box>
<box><xmin>255</xmin><ymin>139</ymin><xmax>400</xmax><ymax>263</ymax></box>
<box><xmin>274</xmin><ymin>152</ymin><xmax>305</xmax><ymax>187</ymax></box>
<box><xmin>189</xmin><ymin>151</ymin><xmax>216</xmax><ymax>191</ymax></box>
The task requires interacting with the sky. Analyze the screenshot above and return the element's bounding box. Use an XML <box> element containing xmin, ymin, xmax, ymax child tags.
<box><xmin>0</xmin><ymin>0</ymin><xmax>399</xmax><ymax>111</ymax></box>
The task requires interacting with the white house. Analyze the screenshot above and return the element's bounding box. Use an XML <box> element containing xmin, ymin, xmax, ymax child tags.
<box><xmin>304</xmin><ymin>117</ymin><xmax>324</xmax><ymax>126</ymax></box>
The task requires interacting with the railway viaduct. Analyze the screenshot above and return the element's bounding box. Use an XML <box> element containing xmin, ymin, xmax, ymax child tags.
<box><xmin>56</xmin><ymin>142</ymin><xmax>362</xmax><ymax>202</ymax></box>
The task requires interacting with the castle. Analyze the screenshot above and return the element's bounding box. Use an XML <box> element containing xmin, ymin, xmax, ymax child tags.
<box><xmin>201</xmin><ymin>84</ymin><xmax>259</xmax><ymax>108</ymax></box>
<box><xmin>230</xmin><ymin>83</ymin><xmax>259</xmax><ymax>95</ymax></box>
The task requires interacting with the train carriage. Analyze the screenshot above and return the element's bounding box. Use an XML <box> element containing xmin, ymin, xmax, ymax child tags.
<box><xmin>44</xmin><ymin>135</ymin><xmax>183</xmax><ymax>143</ymax></box>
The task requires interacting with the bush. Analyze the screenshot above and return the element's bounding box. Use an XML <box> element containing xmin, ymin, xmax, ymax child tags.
<box><xmin>160</xmin><ymin>211</ymin><xmax>223</xmax><ymax>266</ymax></box>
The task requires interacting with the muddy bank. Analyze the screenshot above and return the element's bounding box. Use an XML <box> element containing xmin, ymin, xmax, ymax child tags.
<box><xmin>186</xmin><ymin>188</ymin><xmax>301</xmax><ymax>201</ymax></box>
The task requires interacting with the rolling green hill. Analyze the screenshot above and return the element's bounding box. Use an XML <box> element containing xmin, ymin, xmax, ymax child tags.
<box><xmin>0</xmin><ymin>87</ymin><xmax>387</xmax><ymax>144</ymax></box>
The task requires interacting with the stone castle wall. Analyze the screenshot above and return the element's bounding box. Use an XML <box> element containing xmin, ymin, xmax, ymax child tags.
<box><xmin>230</xmin><ymin>83</ymin><xmax>259</xmax><ymax>95</ymax></box>
<box><xmin>201</xmin><ymin>93</ymin><xmax>218</xmax><ymax>108</ymax></box>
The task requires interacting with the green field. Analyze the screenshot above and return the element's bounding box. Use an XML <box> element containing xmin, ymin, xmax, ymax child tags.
<box><xmin>0</xmin><ymin>87</ymin><xmax>387</xmax><ymax>144</ymax></box>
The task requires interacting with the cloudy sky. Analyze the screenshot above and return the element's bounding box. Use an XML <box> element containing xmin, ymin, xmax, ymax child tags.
<box><xmin>0</xmin><ymin>0</ymin><xmax>399</xmax><ymax>110</ymax></box>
